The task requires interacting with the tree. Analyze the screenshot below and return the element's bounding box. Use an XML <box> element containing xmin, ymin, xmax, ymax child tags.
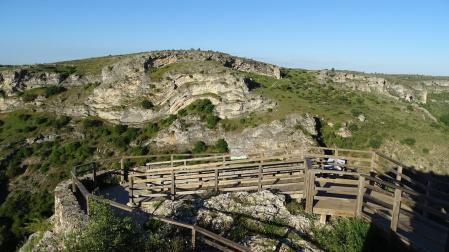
<box><xmin>141</xmin><ymin>100</ymin><xmax>154</xmax><ymax>109</ymax></box>
<box><xmin>193</xmin><ymin>141</ymin><xmax>207</xmax><ymax>153</ymax></box>
<box><xmin>214</xmin><ymin>139</ymin><xmax>229</xmax><ymax>153</ymax></box>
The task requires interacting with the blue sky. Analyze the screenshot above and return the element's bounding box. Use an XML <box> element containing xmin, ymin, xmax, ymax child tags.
<box><xmin>1</xmin><ymin>0</ymin><xmax>448</xmax><ymax>75</ymax></box>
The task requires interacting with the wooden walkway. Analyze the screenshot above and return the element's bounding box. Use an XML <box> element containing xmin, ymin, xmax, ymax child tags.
<box><xmin>73</xmin><ymin>147</ymin><xmax>449</xmax><ymax>251</ymax></box>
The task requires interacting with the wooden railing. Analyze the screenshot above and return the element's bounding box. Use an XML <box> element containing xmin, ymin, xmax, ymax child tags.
<box><xmin>304</xmin><ymin>152</ymin><xmax>449</xmax><ymax>251</ymax></box>
<box><xmin>70</xmin><ymin>147</ymin><xmax>449</xmax><ymax>252</ymax></box>
<box><xmin>128</xmin><ymin>153</ymin><xmax>305</xmax><ymax>204</ymax></box>
<box><xmin>71</xmin><ymin>160</ymin><xmax>250</xmax><ymax>252</ymax></box>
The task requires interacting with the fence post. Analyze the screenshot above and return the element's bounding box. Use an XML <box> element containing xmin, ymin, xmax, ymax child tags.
<box><xmin>86</xmin><ymin>194</ymin><xmax>90</xmax><ymax>216</ymax></box>
<box><xmin>92</xmin><ymin>162</ymin><xmax>97</xmax><ymax>187</ymax></box>
<box><xmin>120</xmin><ymin>158</ymin><xmax>125</xmax><ymax>183</ymax></box>
<box><xmin>191</xmin><ymin>227</ymin><xmax>196</xmax><ymax>250</ymax></box>
<box><xmin>355</xmin><ymin>175</ymin><xmax>365</xmax><ymax>217</ymax></box>
<box><xmin>171</xmin><ymin>154</ymin><xmax>175</xmax><ymax>200</ymax></box>
<box><xmin>258</xmin><ymin>155</ymin><xmax>263</xmax><ymax>191</ymax></box>
<box><xmin>390</xmin><ymin>187</ymin><xmax>402</xmax><ymax>232</ymax></box>
<box><xmin>305</xmin><ymin>170</ymin><xmax>315</xmax><ymax>213</ymax></box>
<box><xmin>129</xmin><ymin>176</ymin><xmax>136</xmax><ymax>207</ymax></box>
<box><xmin>390</xmin><ymin>164</ymin><xmax>403</xmax><ymax>232</ymax></box>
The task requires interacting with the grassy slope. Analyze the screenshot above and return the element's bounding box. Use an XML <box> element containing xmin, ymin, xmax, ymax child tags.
<box><xmin>221</xmin><ymin>69</ymin><xmax>449</xmax><ymax>172</ymax></box>
<box><xmin>2</xmin><ymin>57</ymin><xmax>449</xmax><ymax>250</ymax></box>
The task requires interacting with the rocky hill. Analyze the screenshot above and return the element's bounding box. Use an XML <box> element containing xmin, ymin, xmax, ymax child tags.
<box><xmin>1</xmin><ymin>49</ymin><xmax>449</xmax><ymax>251</ymax></box>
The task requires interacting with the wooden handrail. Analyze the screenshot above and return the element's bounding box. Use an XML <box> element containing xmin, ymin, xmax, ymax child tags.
<box><xmin>71</xmin><ymin>164</ymin><xmax>249</xmax><ymax>251</ymax></box>
<box><xmin>72</xmin><ymin>148</ymin><xmax>449</xmax><ymax>252</ymax></box>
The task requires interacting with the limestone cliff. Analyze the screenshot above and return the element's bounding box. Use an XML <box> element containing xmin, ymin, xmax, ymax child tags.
<box><xmin>317</xmin><ymin>70</ymin><xmax>449</xmax><ymax>103</ymax></box>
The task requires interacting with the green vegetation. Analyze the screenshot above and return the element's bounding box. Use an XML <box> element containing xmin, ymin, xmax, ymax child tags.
<box><xmin>400</xmin><ymin>137</ymin><xmax>416</xmax><ymax>146</ymax></box>
<box><xmin>311</xmin><ymin>218</ymin><xmax>370</xmax><ymax>252</ymax></box>
<box><xmin>232</xmin><ymin>68</ymin><xmax>449</xmax><ymax>173</ymax></box>
<box><xmin>19</xmin><ymin>85</ymin><xmax>67</xmax><ymax>102</ymax></box>
<box><xmin>178</xmin><ymin>99</ymin><xmax>220</xmax><ymax>129</ymax></box>
<box><xmin>0</xmin><ymin>110</ymin><xmax>181</xmax><ymax>251</ymax></box>
<box><xmin>65</xmin><ymin>200</ymin><xmax>190</xmax><ymax>252</ymax></box>
<box><xmin>141</xmin><ymin>99</ymin><xmax>154</xmax><ymax>109</ymax></box>
<box><xmin>424</xmin><ymin>92</ymin><xmax>449</xmax><ymax>128</ymax></box>
<box><xmin>191</xmin><ymin>139</ymin><xmax>229</xmax><ymax>154</ymax></box>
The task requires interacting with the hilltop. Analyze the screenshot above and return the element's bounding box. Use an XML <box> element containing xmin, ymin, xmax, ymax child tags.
<box><xmin>1</xmin><ymin>49</ymin><xmax>449</xmax><ymax>250</ymax></box>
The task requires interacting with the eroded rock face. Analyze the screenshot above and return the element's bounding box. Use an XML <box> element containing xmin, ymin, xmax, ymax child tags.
<box><xmin>316</xmin><ymin>70</ymin><xmax>434</xmax><ymax>103</ymax></box>
<box><xmin>89</xmin><ymin>64</ymin><xmax>276</xmax><ymax>124</ymax></box>
<box><xmin>1</xmin><ymin>50</ymin><xmax>280</xmax><ymax>122</ymax></box>
<box><xmin>141</xmin><ymin>190</ymin><xmax>319</xmax><ymax>251</ymax></box>
<box><xmin>225</xmin><ymin>114</ymin><xmax>317</xmax><ymax>156</ymax></box>
<box><xmin>20</xmin><ymin>180</ymin><xmax>88</xmax><ymax>252</ymax></box>
<box><xmin>150</xmin><ymin>113</ymin><xmax>317</xmax><ymax>155</ymax></box>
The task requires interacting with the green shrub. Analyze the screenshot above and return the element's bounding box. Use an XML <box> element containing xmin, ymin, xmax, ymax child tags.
<box><xmin>146</xmin><ymin>122</ymin><xmax>160</xmax><ymax>135</ymax></box>
<box><xmin>350</xmin><ymin>108</ymin><xmax>362</xmax><ymax>117</ymax></box>
<box><xmin>113</xmin><ymin>124</ymin><xmax>128</xmax><ymax>135</ymax></box>
<box><xmin>0</xmin><ymin>89</ymin><xmax>5</xmax><ymax>98</ymax></box>
<box><xmin>21</xmin><ymin>93</ymin><xmax>38</xmax><ymax>102</ymax></box>
<box><xmin>50</xmin><ymin>116</ymin><xmax>71</xmax><ymax>129</ymax></box>
<box><xmin>368</xmin><ymin>137</ymin><xmax>383</xmax><ymax>149</ymax></box>
<box><xmin>141</xmin><ymin>99</ymin><xmax>154</xmax><ymax>109</ymax></box>
<box><xmin>214</xmin><ymin>139</ymin><xmax>229</xmax><ymax>153</ymax></box>
<box><xmin>83</xmin><ymin>118</ymin><xmax>103</xmax><ymax>128</ymax></box>
<box><xmin>44</xmin><ymin>85</ymin><xmax>66</xmax><ymax>98</ymax></box>
<box><xmin>312</xmin><ymin>218</ymin><xmax>370</xmax><ymax>252</ymax></box>
<box><xmin>400</xmin><ymin>137</ymin><xmax>416</xmax><ymax>146</ymax></box>
<box><xmin>186</xmin><ymin>99</ymin><xmax>214</xmax><ymax>114</ymax></box>
<box><xmin>193</xmin><ymin>141</ymin><xmax>207</xmax><ymax>153</ymax></box>
<box><xmin>159</xmin><ymin>115</ymin><xmax>177</xmax><ymax>128</ymax></box>
<box><xmin>65</xmin><ymin>201</ymin><xmax>143</xmax><ymax>252</ymax></box>
<box><xmin>206</xmin><ymin>115</ymin><xmax>220</xmax><ymax>129</ymax></box>
<box><xmin>440</xmin><ymin>114</ymin><xmax>449</xmax><ymax>127</ymax></box>
<box><xmin>422</xmin><ymin>148</ymin><xmax>429</xmax><ymax>154</ymax></box>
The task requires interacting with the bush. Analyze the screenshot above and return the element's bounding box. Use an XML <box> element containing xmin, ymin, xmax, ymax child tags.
<box><xmin>141</xmin><ymin>99</ymin><xmax>154</xmax><ymax>109</ymax></box>
<box><xmin>440</xmin><ymin>114</ymin><xmax>449</xmax><ymax>127</ymax></box>
<box><xmin>65</xmin><ymin>201</ymin><xmax>143</xmax><ymax>252</ymax></box>
<box><xmin>185</xmin><ymin>99</ymin><xmax>214</xmax><ymax>114</ymax></box>
<box><xmin>400</xmin><ymin>137</ymin><xmax>416</xmax><ymax>146</ymax></box>
<box><xmin>83</xmin><ymin>118</ymin><xmax>103</xmax><ymax>128</ymax></box>
<box><xmin>350</xmin><ymin>108</ymin><xmax>363</xmax><ymax>117</ymax></box>
<box><xmin>206</xmin><ymin>115</ymin><xmax>220</xmax><ymax>129</ymax></box>
<box><xmin>21</xmin><ymin>93</ymin><xmax>37</xmax><ymax>102</ymax></box>
<box><xmin>312</xmin><ymin>218</ymin><xmax>370</xmax><ymax>252</ymax></box>
<box><xmin>369</xmin><ymin>138</ymin><xmax>383</xmax><ymax>149</ymax></box>
<box><xmin>50</xmin><ymin>116</ymin><xmax>71</xmax><ymax>129</ymax></box>
<box><xmin>44</xmin><ymin>85</ymin><xmax>66</xmax><ymax>98</ymax></box>
<box><xmin>214</xmin><ymin>139</ymin><xmax>229</xmax><ymax>153</ymax></box>
<box><xmin>159</xmin><ymin>115</ymin><xmax>177</xmax><ymax>128</ymax></box>
<box><xmin>146</xmin><ymin>122</ymin><xmax>160</xmax><ymax>135</ymax></box>
<box><xmin>193</xmin><ymin>141</ymin><xmax>207</xmax><ymax>153</ymax></box>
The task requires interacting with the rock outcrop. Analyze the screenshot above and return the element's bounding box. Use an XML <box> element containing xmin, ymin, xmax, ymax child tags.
<box><xmin>1</xmin><ymin>50</ymin><xmax>280</xmax><ymax>124</ymax></box>
<box><xmin>19</xmin><ymin>180</ymin><xmax>87</xmax><ymax>252</ymax></box>
<box><xmin>316</xmin><ymin>70</ymin><xmax>443</xmax><ymax>104</ymax></box>
<box><xmin>150</xmin><ymin>113</ymin><xmax>317</xmax><ymax>156</ymax></box>
<box><xmin>141</xmin><ymin>190</ymin><xmax>320</xmax><ymax>252</ymax></box>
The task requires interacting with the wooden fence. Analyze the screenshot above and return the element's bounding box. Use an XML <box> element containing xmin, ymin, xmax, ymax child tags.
<box><xmin>128</xmin><ymin>153</ymin><xmax>304</xmax><ymax>204</ymax></box>
<box><xmin>71</xmin><ymin>159</ymin><xmax>250</xmax><ymax>252</ymax></box>
<box><xmin>71</xmin><ymin>147</ymin><xmax>449</xmax><ymax>252</ymax></box>
<box><xmin>303</xmin><ymin>150</ymin><xmax>449</xmax><ymax>252</ymax></box>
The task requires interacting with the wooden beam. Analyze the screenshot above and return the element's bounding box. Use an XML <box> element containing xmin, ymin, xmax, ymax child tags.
<box><xmin>390</xmin><ymin>187</ymin><xmax>402</xmax><ymax>232</ymax></box>
<box><xmin>356</xmin><ymin>176</ymin><xmax>366</xmax><ymax>217</ymax></box>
